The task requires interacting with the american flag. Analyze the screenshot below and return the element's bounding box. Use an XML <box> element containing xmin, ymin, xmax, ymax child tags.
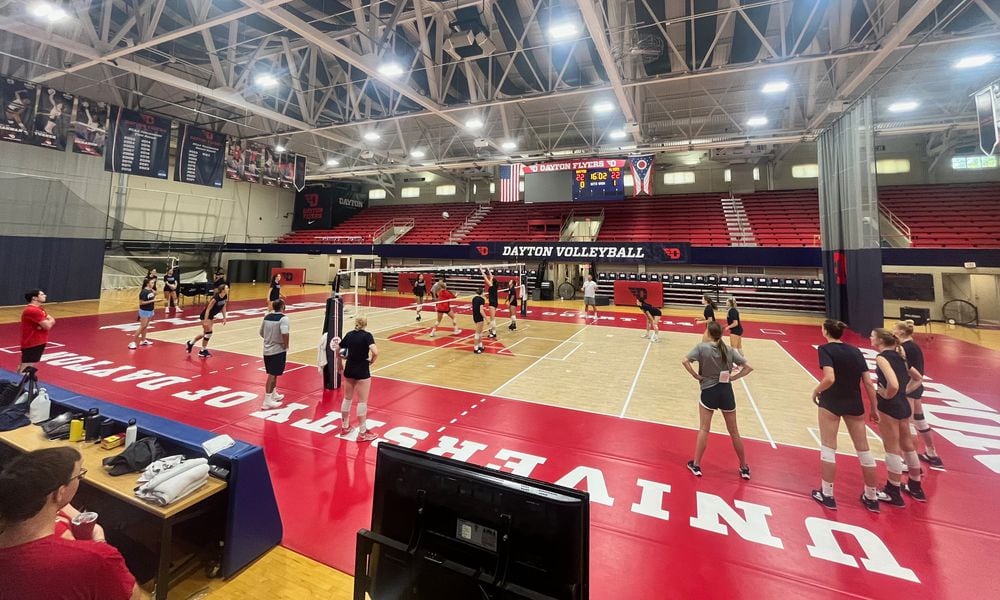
<box><xmin>498</xmin><ymin>163</ymin><xmax>522</xmax><ymax>203</ymax></box>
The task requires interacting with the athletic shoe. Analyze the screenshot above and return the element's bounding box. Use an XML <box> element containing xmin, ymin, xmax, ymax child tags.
<box><xmin>903</xmin><ymin>483</ymin><xmax>927</xmax><ymax>502</ymax></box>
<box><xmin>508</xmin><ymin>323</ymin><xmax>515</xmax><ymax>331</ymax></box>
<box><xmin>811</xmin><ymin>490</ymin><xmax>837</xmax><ymax>510</ymax></box>
<box><xmin>739</xmin><ymin>465</ymin><xmax>751</xmax><ymax>480</ymax></box>
<box><xmin>185</xmin><ymin>340</ymin><xmax>194</xmax><ymax>354</ymax></box>
<box><xmin>641</xmin><ymin>333</ymin><xmax>648</xmax><ymax>339</ymax></box>
<box><xmin>454</xmin><ymin>328</ymin><xmax>462</xmax><ymax>335</ymax></box>
<box><xmin>140</xmin><ymin>340</ymin><xmax>153</xmax><ymax>346</ymax></box>
<box><xmin>128</xmin><ymin>342</ymin><xmax>137</xmax><ymax>350</ymax></box>
<box><xmin>877</xmin><ymin>485</ymin><xmax>906</xmax><ymax>508</ymax></box>
<box><xmin>415</xmin><ymin>314</ymin><xmax>421</xmax><ymax>321</ymax></box>
<box><xmin>271</xmin><ymin>392</ymin><xmax>285</xmax><ymax>402</ymax></box>
<box><xmin>686</xmin><ymin>461</ymin><xmax>702</xmax><ymax>477</ymax></box>
<box><xmin>860</xmin><ymin>493</ymin><xmax>881</xmax><ymax>513</ymax></box>
<box><xmin>919</xmin><ymin>453</ymin><xmax>946</xmax><ymax>471</ymax></box>
<box><xmin>261</xmin><ymin>397</ymin><xmax>282</xmax><ymax>409</ymax></box>
<box><xmin>429</xmin><ymin>330</ymin><xmax>436</xmax><ymax>338</ymax></box>
<box><xmin>340</xmin><ymin>424</ymin><xmax>352</xmax><ymax>435</ymax></box>
<box><xmin>651</xmin><ymin>335</ymin><xmax>659</xmax><ymax>343</ymax></box>
<box><xmin>473</xmin><ymin>347</ymin><xmax>484</xmax><ymax>354</ymax></box>
<box><xmin>199</xmin><ymin>349</ymin><xmax>212</xmax><ymax>358</ymax></box>
<box><xmin>356</xmin><ymin>430</ymin><xmax>379</xmax><ymax>443</ymax></box>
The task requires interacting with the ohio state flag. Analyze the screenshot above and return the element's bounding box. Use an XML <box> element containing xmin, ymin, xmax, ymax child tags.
<box><xmin>629</xmin><ymin>154</ymin><xmax>654</xmax><ymax>196</ymax></box>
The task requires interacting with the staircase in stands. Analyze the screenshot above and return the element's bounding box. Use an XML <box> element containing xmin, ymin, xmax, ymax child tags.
<box><xmin>447</xmin><ymin>204</ymin><xmax>493</xmax><ymax>244</ymax></box>
<box><xmin>721</xmin><ymin>197</ymin><xmax>757</xmax><ymax>246</ymax></box>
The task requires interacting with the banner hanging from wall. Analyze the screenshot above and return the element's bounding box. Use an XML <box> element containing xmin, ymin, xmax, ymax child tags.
<box><xmin>30</xmin><ymin>87</ymin><xmax>74</xmax><ymax>151</ymax></box>
<box><xmin>226</xmin><ymin>140</ymin><xmax>267</xmax><ymax>184</ymax></box>
<box><xmin>174</xmin><ymin>124</ymin><xmax>227</xmax><ymax>188</ymax></box>
<box><xmin>469</xmin><ymin>241</ymin><xmax>690</xmax><ymax>264</ymax></box>
<box><xmin>521</xmin><ymin>158</ymin><xmax>626</xmax><ymax>174</ymax></box>
<box><xmin>0</xmin><ymin>77</ymin><xmax>37</xmax><ymax>144</ymax></box>
<box><xmin>261</xmin><ymin>146</ymin><xmax>279</xmax><ymax>186</ymax></box>
<box><xmin>294</xmin><ymin>154</ymin><xmax>307</xmax><ymax>191</ymax></box>
<box><xmin>975</xmin><ymin>85</ymin><xmax>998</xmax><ymax>156</ymax></box>
<box><xmin>628</xmin><ymin>154</ymin><xmax>654</xmax><ymax>196</ymax></box>
<box><xmin>104</xmin><ymin>107</ymin><xmax>172</xmax><ymax>179</ymax></box>
<box><xmin>71</xmin><ymin>97</ymin><xmax>110</xmax><ymax>156</ymax></box>
<box><xmin>277</xmin><ymin>153</ymin><xmax>295</xmax><ymax>189</ymax></box>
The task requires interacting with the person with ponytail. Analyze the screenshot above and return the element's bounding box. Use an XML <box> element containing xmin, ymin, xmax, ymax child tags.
<box><xmin>682</xmin><ymin>321</ymin><xmax>754</xmax><ymax>479</ymax></box>
<box><xmin>811</xmin><ymin>320</ymin><xmax>881</xmax><ymax>512</ymax></box>
<box><xmin>893</xmin><ymin>320</ymin><xmax>944</xmax><ymax>470</ymax></box>
<box><xmin>695</xmin><ymin>294</ymin><xmax>717</xmax><ymax>341</ymax></box>
<box><xmin>338</xmin><ymin>316</ymin><xmax>379</xmax><ymax>442</ymax></box>
<box><xmin>0</xmin><ymin>448</ymin><xmax>143</xmax><ymax>600</ymax></box>
<box><xmin>724</xmin><ymin>298</ymin><xmax>744</xmax><ymax>358</ymax></box>
<box><xmin>870</xmin><ymin>328</ymin><xmax>926</xmax><ymax>507</ymax></box>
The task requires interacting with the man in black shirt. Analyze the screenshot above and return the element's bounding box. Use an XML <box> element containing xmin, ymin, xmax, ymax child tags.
<box><xmin>471</xmin><ymin>288</ymin><xmax>486</xmax><ymax>354</ymax></box>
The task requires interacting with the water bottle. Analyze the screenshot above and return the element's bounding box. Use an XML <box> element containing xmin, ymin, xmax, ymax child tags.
<box><xmin>28</xmin><ymin>387</ymin><xmax>51</xmax><ymax>424</ymax></box>
<box><xmin>125</xmin><ymin>418</ymin><xmax>138</xmax><ymax>448</ymax></box>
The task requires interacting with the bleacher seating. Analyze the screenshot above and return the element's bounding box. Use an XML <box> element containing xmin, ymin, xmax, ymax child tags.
<box><xmin>879</xmin><ymin>183</ymin><xmax>1000</xmax><ymax>248</ymax></box>
<box><xmin>741</xmin><ymin>189</ymin><xmax>821</xmax><ymax>247</ymax></box>
<box><xmin>595</xmin><ymin>194</ymin><xmax>730</xmax><ymax>246</ymax></box>
<box><xmin>274</xmin><ymin>202</ymin><xmax>476</xmax><ymax>245</ymax></box>
<box><xmin>464</xmin><ymin>203</ymin><xmax>571</xmax><ymax>241</ymax></box>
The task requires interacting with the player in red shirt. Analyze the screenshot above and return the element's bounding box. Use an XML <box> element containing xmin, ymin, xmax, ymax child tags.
<box><xmin>429</xmin><ymin>282</ymin><xmax>461</xmax><ymax>338</ymax></box>
<box><xmin>0</xmin><ymin>447</ymin><xmax>144</xmax><ymax>600</ymax></box>
<box><xmin>18</xmin><ymin>289</ymin><xmax>55</xmax><ymax>374</ymax></box>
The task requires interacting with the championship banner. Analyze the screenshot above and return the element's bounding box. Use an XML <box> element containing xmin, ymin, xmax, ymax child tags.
<box><xmin>469</xmin><ymin>241</ymin><xmax>689</xmax><ymax>264</ymax></box>
<box><xmin>522</xmin><ymin>158</ymin><xmax>626</xmax><ymax>174</ymax></box>
<box><xmin>277</xmin><ymin>153</ymin><xmax>295</xmax><ymax>190</ymax></box>
<box><xmin>71</xmin><ymin>98</ymin><xmax>110</xmax><ymax>156</ymax></box>
<box><xmin>976</xmin><ymin>85</ymin><xmax>998</xmax><ymax>156</ymax></box>
<box><xmin>629</xmin><ymin>154</ymin><xmax>654</xmax><ymax>196</ymax></box>
<box><xmin>104</xmin><ymin>107</ymin><xmax>171</xmax><ymax>179</ymax></box>
<box><xmin>174</xmin><ymin>124</ymin><xmax>227</xmax><ymax>188</ymax></box>
<box><xmin>613</xmin><ymin>280</ymin><xmax>663</xmax><ymax>308</ymax></box>
<box><xmin>294</xmin><ymin>154</ymin><xmax>307</xmax><ymax>191</ymax></box>
<box><xmin>31</xmin><ymin>87</ymin><xmax>73</xmax><ymax>151</ymax></box>
<box><xmin>0</xmin><ymin>77</ymin><xmax>37</xmax><ymax>144</ymax></box>
<box><xmin>261</xmin><ymin>146</ymin><xmax>280</xmax><ymax>186</ymax></box>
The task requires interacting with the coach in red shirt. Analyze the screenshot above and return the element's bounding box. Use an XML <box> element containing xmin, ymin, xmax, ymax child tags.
<box><xmin>19</xmin><ymin>289</ymin><xmax>55</xmax><ymax>374</ymax></box>
<box><xmin>0</xmin><ymin>447</ymin><xmax>144</xmax><ymax>600</ymax></box>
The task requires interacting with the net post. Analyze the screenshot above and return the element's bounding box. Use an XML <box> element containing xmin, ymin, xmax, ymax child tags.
<box><xmin>323</xmin><ymin>292</ymin><xmax>344</xmax><ymax>390</ymax></box>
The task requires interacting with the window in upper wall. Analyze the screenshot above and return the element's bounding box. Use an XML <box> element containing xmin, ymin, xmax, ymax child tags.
<box><xmin>368</xmin><ymin>188</ymin><xmax>387</xmax><ymax>200</ymax></box>
<box><xmin>723</xmin><ymin>168</ymin><xmax>761</xmax><ymax>182</ymax></box>
<box><xmin>624</xmin><ymin>174</ymin><xmax>634</xmax><ymax>187</ymax></box>
<box><xmin>792</xmin><ymin>164</ymin><xmax>819</xmax><ymax>178</ymax></box>
<box><xmin>400</xmin><ymin>187</ymin><xmax>420</xmax><ymax>198</ymax></box>
<box><xmin>875</xmin><ymin>159</ymin><xmax>911</xmax><ymax>174</ymax></box>
<box><xmin>951</xmin><ymin>155</ymin><xmax>998</xmax><ymax>170</ymax></box>
<box><xmin>489</xmin><ymin>182</ymin><xmax>496</xmax><ymax>193</ymax></box>
<box><xmin>436</xmin><ymin>184</ymin><xmax>456</xmax><ymax>196</ymax></box>
<box><xmin>519</xmin><ymin>181</ymin><xmax>525</xmax><ymax>192</ymax></box>
<box><xmin>663</xmin><ymin>171</ymin><xmax>695</xmax><ymax>185</ymax></box>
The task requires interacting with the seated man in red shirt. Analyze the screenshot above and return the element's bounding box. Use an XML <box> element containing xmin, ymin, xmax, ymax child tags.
<box><xmin>18</xmin><ymin>289</ymin><xmax>56</xmax><ymax>374</ymax></box>
<box><xmin>0</xmin><ymin>447</ymin><xmax>145</xmax><ymax>600</ymax></box>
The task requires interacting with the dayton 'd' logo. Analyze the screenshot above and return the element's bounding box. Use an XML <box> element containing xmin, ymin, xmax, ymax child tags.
<box><xmin>475</xmin><ymin>246</ymin><xmax>490</xmax><ymax>257</ymax></box>
<box><xmin>305</xmin><ymin>193</ymin><xmax>320</xmax><ymax>208</ymax></box>
<box><xmin>629</xmin><ymin>287</ymin><xmax>648</xmax><ymax>302</ymax></box>
<box><xmin>663</xmin><ymin>247</ymin><xmax>682</xmax><ymax>260</ymax></box>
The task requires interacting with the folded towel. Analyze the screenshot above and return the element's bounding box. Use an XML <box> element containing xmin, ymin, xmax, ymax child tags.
<box><xmin>135</xmin><ymin>463</ymin><xmax>210</xmax><ymax>506</ymax></box>
<box><xmin>138</xmin><ymin>455</ymin><xmax>186</xmax><ymax>483</ymax></box>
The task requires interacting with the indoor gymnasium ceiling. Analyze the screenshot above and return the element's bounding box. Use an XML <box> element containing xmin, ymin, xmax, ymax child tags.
<box><xmin>0</xmin><ymin>0</ymin><xmax>998</xmax><ymax>178</ymax></box>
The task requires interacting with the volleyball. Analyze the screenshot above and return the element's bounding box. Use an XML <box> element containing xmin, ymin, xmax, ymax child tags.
<box><xmin>442</xmin><ymin>211</ymin><xmax>450</xmax><ymax>219</ymax></box>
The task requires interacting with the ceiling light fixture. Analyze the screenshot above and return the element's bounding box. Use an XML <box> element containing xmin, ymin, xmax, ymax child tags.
<box><xmin>410</xmin><ymin>149</ymin><xmax>426</xmax><ymax>159</ymax></box>
<box><xmin>30</xmin><ymin>1</ymin><xmax>67</xmax><ymax>21</ymax></box>
<box><xmin>887</xmin><ymin>100</ymin><xmax>919</xmax><ymax>113</ymax></box>
<box><xmin>326</xmin><ymin>157</ymin><xmax>339</xmax><ymax>166</ymax></box>
<box><xmin>274</xmin><ymin>144</ymin><xmax>287</xmax><ymax>153</ymax></box>
<box><xmin>363</xmin><ymin>131</ymin><xmax>381</xmax><ymax>141</ymax></box>
<box><xmin>255</xmin><ymin>73</ymin><xmax>279</xmax><ymax>88</ymax></box>
<box><xmin>954</xmin><ymin>54</ymin><xmax>994</xmax><ymax>69</ymax></box>
<box><xmin>592</xmin><ymin>101</ymin><xmax>615</xmax><ymax>114</ymax></box>
<box><xmin>761</xmin><ymin>81</ymin><xmax>789</xmax><ymax>94</ymax></box>
<box><xmin>746</xmin><ymin>116</ymin><xmax>768</xmax><ymax>127</ymax></box>
<box><xmin>465</xmin><ymin>118</ymin><xmax>484</xmax><ymax>130</ymax></box>
<box><xmin>548</xmin><ymin>22</ymin><xmax>579</xmax><ymax>41</ymax></box>
<box><xmin>501</xmin><ymin>141</ymin><xmax>517</xmax><ymax>150</ymax></box>
<box><xmin>609</xmin><ymin>129</ymin><xmax>627</xmax><ymax>140</ymax></box>
<box><xmin>378</xmin><ymin>62</ymin><xmax>405</xmax><ymax>78</ymax></box>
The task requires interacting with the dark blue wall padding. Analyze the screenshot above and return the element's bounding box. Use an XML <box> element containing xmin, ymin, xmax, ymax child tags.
<box><xmin>0</xmin><ymin>236</ymin><xmax>104</xmax><ymax>306</ymax></box>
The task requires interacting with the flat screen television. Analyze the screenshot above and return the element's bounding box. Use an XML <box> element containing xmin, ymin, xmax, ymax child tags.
<box><xmin>357</xmin><ymin>444</ymin><xmax>590</xmax><ymax>600</ymax></box>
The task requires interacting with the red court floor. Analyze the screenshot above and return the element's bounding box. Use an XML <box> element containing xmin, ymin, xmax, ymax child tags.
<box><xmin>3</xmin><ymin>293</ymin><xmax>1000</xmax><ymax>599</ymax></box>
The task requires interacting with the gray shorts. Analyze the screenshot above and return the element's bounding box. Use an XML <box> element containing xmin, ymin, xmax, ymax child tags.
<box><xmin>584</xmin><ymin>297</ymin><xmax>597</xmax><ymax>307</ymax></box>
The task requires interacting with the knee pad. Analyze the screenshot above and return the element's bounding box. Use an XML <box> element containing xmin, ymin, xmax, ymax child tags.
<box><xmin>913</xmin><ymin>413</ymin><xmax>931</xmax><ymax>432</ymax></box>
<box><xmin>886</xmin><ymin>453</ymin><xmax>904</xmax><ymax>475</ymax></box>
<box><xmin>857</xmin><ymin>450</ymin><xmax>876</xmax><ymax>468</ymax></box>
<box><xmin>904</xmin><ymin>451</ymin><xmax>920</xmax><ymax>470</ymax></box>
<box><xmin>820</xmin><ymin>446</ymin><xmax>836</xmax><ymax>464</ymax></box>
<box><xmin>203</xmin><ymin>332</ymin><xmax>212</xmax><ymax>340</ymax></box>
<box><xmin>340</xmin><ymin>399</ymin><xmax>352</xmax><ymax>414</ymax></box>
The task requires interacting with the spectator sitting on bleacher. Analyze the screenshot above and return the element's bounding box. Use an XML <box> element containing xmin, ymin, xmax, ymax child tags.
<box><xmin>0</xmin><ymin>447</ymin><xmax>146</xmax><ymax>600</ymax></box>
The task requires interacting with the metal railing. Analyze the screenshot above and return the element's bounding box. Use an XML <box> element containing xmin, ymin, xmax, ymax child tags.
<box><xmin>372</xmin><ymin>218</ymin><xmax>415</xmax><ymax>244</ymax></box>
<box><xmin>879</xmin><ymin>204</ymin><xmax>911</xmax><ymax>244</ymax></box>
<box><xmin>447</xmin><ymin>205</ymin><xmax>490</xmax><ymax>243</ymax></box>
<box><xmin>561</xmin><ymin>208</ymin><xmax>604</xmax><ymax>241</ymax></box>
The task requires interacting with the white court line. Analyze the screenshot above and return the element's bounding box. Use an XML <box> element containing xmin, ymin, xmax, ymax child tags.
<box><xmin>372</xmin><ymin>331</ymin><xmax>479</xmax><ymax>372</ymax></box>
<box><xmin>741</xmin><ymin>377</ymin><xmax>776</xmax><ymax>449</ymax></box>
<box><xmin>619</xmin><ymin>342</ymin><xmax>653</xmax><ymax>417</ymax></box>
<box><xmin>491</xmin><ymin>324</ymin><xmax>592</xmax><ymax>396</ymax></box>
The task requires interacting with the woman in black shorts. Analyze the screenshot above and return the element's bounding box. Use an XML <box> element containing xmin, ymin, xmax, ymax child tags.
<box><xmin>724</xmin><ymin>298</ymin><xmax>743</xmax><ymax>357</ymax></box>
<box><xmin>186</xmin><ymin>286</ymin><xmax>228</xmax><ymax>358</ymax></box>
<box><xmin>637</xmin><ymin>298</ymin><xmax>660</xmax><ymax>342</ymax></box>
<box><xmin>810</xmin><ymin>320</ymin><xmax>881</xmax><ymax>512</ymax></box>
<box><xmin>338</xmin><ymin>316</ymin><xmax>379</xmax><ymax>442</ymax></box>
<box><xmin>506</xmin><ymin>279</ymin><xmax>518</xmax><ymax>331</ymax></box>
<box><xmin>472</xmin><ymin>288</ymin><xmax>486</xmax><ymax>353</ymax></box>
<box><xmin>871</xmin><ymin>328</ymin><xmax>925</xmax><ymax>506</ymax></box>
<box><xmin>267</xmin><ymin>274</ymin><xmax>284</xmax><ymax>310</ymax></box>
<box><xmin>695</xmin><ymin>294</ymin><xmax>716</xmax><ymax>341</ymax></box>
<box><xmin>413</xmin><ymin>275</ymin><xmax>426</xmax><ymax>322</ymax></box>
<box><xmin>481</xmin><ymin>267</ymin><xmax>499</xmax><ymax>338</ymax></box>
<box><xmin>162</xmin><ymin>267</ymin><xmax>179</xmax><ymax>312</ymax></box>
<box><xmin>682</xmin><ymin>321</ymin><xmax>754</xmax><ymax>479</ymax></box>
<box><xmin>893</xmin><ymin>320</ymin><xmax>944</xmax><ymax>470</ymax></box>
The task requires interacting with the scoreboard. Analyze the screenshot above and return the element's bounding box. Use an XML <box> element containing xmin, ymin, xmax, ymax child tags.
<box><xmin>573</xmin><ymin>165</ymin><xmax>624</xmax><ymax>201</ymax></box>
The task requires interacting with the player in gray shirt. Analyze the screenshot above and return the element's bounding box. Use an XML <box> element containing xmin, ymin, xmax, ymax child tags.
<box><xmin>259</xmin><ymin>299</ymin><xmax>290</xmax><ymax>410</ymax></box>
<box><xmin>681</xmin><ymin>321</ymin><xmax>754</xmax><ymax>479</ymax></box>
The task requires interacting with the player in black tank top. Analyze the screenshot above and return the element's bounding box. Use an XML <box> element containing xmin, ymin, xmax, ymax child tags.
<box><xmin>481</xmin><ymin>267</ymin><xmax>499</xmax><ymax>338</ymax></box>
<box><xmin>337</xmin><ymin>317</ymin><xmax>380</xmax><ymax>442</ymax></box>
<box><xmin>637</xmin><ymin>299</ymin><xmax>661</xmax><ymax>342</ymax></box>
<box><xmin>412</xmin><ymin>275</ymin><xmax>426</xmax><ymax>322</ymax></box>
<box><xmin>268</xmin><ymin>274</ymin><xmax>284</xmax><ymax>310</ymax></box>
<box><xmin>162</xmin><ymin>267</ymin><xmax>179</xmax><ymax>312</ymax></box>
<box><xmin>505</xmin><ymin>279</ymin><xmax>518</xmax><ymax>331</ymax></box>
<box><xmin>893</xmin><ymin>320</ymin><xmax>944</xmax><ymax>470</ymax></box>
<box><xmin>810</xmin><ymin>320</ymin><xmax>881</xmax><ymax>512</ymax></box>
<box><xmin>696</xmin><ymin>295</ymin><xmax>717</xmax><ymax>341</ymax></box>
<box><xmin>187</xmin><ymin>286</ymin><xmax>229</xmax><ymax>358</ymax></box>
<box><xmin>871</xmin><ymin>328</ymin><xmax>926</xmax><ymax>506</ymax></box>
<box><xmin>472</xmin><ymin>288</ymin><xmax>486</xmax><ymax>353</ymax></box>
<box><xmin>724</xmin><ymin>298</ymin><xmax>744</xmax><ymax>358</ymax></box>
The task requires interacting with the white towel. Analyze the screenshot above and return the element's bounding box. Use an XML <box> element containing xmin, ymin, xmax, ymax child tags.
<box><xmin>137</xmin><ymin>455</ymin><xmax>186</xmax><ymax>483</ymax></box>
<box><xmin>135</xmin><ymin>463</ymin><xmax>210</xmax><ymax>506</ymax></box>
